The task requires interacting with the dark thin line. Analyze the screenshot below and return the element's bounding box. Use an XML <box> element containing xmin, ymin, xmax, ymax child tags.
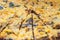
<box><xmin>0</xmin><ymin>23</ymin><xmax>9</xmax><ymax>33</ymax></box>
<box><xmin>31</xmin><ymin>14</ymin><xmax>35</xmax><ymax>40</ymax></box>
<box><xmin>0</xmin><ymin>26</ymin><xmax>6</xmax><ymax>33</ymax></box>
<box><xmin>19</xmin><ymin>20</ymin><xmax>25</xmax><ymax>30</ymax></box>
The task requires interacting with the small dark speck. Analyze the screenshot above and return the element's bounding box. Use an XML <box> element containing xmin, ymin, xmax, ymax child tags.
<box><xmin>45</xmin><ymin>2</ymin><xmax>48</xmax><ymax>4</ymax></box>
<box><xmin>50</xmin><ymin>2</ymin><xmax>53</xmax><ymax>6</ymax></box>
<box><xmin>56</xmin><ymin>37</ymin><xmax>60</xmax><ymax>40</ymax></box>
<box><xmin>15</xmin><ymin>5</ymin><xmax>20</xmax><ymax>7</ymax></box>
<box><xmin>49</xmin><ymin>21</ymin><xmax>54</xmax><ymax>25</ymax></box>
<box><xmin>0</xmin><ymin>25</ymin><xmax>2</xmax><ymax>29</ymax></box>
<box><xmin>0</xmin><ymin>6</ymin><xmax>3</xmax><ymax>10</ymax></box>
<box><xmin>37</xmin><ymin>0</ymin><xmax>40</xmax><ymax>2</ymax></box>
<box><xmin>24</xmin><ymin>5</ymin><xmax>27</xmax><ymax>8</ymax></box>
<box><xmin>54</xmin><ymin>24</ymin><xmax>60</xmax><ymax>29</ymax></box>
<box><xmin>6</xmin><ymin>32</ymin><xmax>12</xmax><ymax>35</ymax></box>
<box><xmin>9</xmin><ymin>2</ymin><xmax>14</xmax><ymax>8</ymax></box>
<box><xmin>3</xmin><ymin>0</ymin><xmax>8</xmax><ymax>3</ymax></box>
<box><xmin>9</xmin><ymin>38</ymin><xmax>13</xmax><ymax>40</ymax></box>
<box><xmin>30</xmin><ymin>10</ymin><xmax>35</xmax><ymax>13</ymax></box>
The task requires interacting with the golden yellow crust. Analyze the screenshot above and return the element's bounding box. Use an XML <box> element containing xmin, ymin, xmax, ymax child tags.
<box><xmin>0</xmin><ymin>0</ymin><xmax>60</xmax><ymax>40</ymax></box>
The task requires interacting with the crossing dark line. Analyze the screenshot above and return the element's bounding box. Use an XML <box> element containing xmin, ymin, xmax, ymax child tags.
<box><xmin>31</xmin><ymin>14</ymin><xmax>36</xmax><ymax>40</ymax></box>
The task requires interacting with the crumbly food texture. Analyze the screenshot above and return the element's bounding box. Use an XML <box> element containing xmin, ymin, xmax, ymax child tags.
<box><xmin>0</xmin><ymin>0</ymin><xmax>60</xmax><ymax>40</ymax></box>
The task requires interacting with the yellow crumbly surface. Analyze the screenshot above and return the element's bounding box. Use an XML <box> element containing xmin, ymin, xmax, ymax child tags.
<box><xmin>0</xmin><ymin>0</ymin><xmax>60</xmax><ymax>40</ymax></box>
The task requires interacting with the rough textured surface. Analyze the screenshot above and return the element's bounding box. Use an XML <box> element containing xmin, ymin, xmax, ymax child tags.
<box><xmin>0</xmin><ymin>0</ymin><xmax>60</xmax><ymax>40</ymax></box>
